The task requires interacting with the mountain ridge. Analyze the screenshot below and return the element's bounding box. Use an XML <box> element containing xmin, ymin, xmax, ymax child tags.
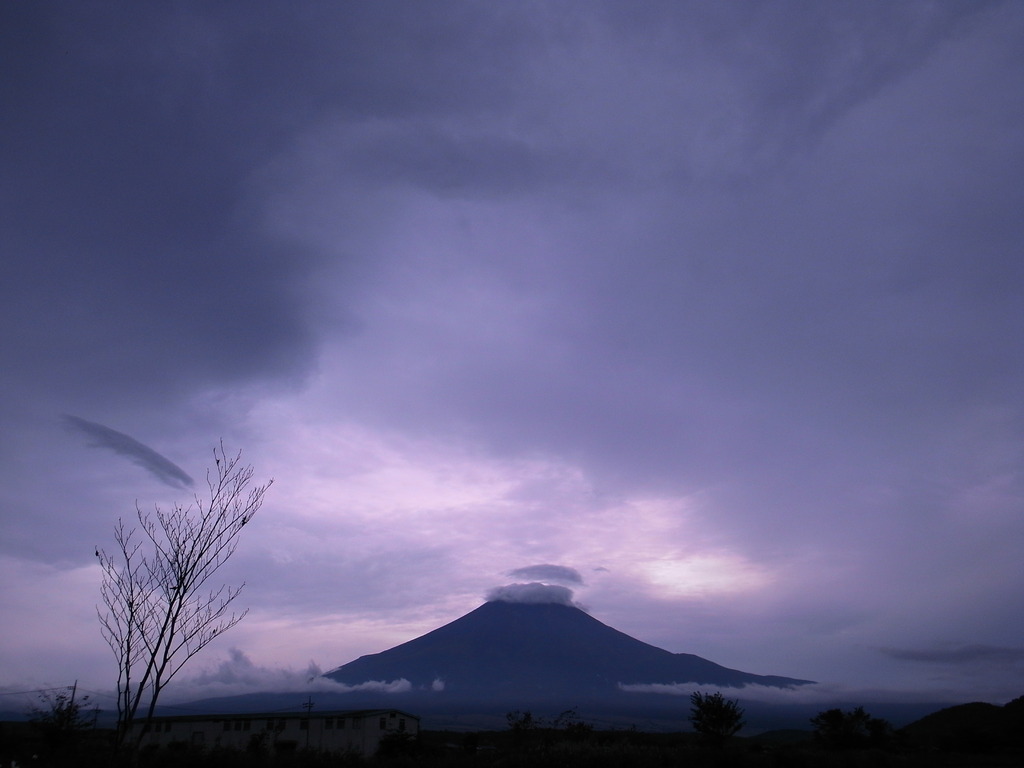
<box><xmin>168</xmin><ymin>600</ymin><xmax>988</xmax><ymax>732</ymax></box>
<box><xmin>325</xmin><ymin>599</ymin><xmax>814</xmax><ymax>698</ymax></box>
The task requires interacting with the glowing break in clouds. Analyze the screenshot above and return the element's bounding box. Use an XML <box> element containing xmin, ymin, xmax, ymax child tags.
<box><xmin>642</xmin><ymin>554</ymin><xmax>770</xmax><ymax>598</ymax></box>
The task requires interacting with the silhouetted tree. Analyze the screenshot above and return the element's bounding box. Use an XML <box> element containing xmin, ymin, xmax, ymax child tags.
<box><xmin>689</xmin><ymin>691</ymin><xmax>745</xmax><ymax>746</ymax></box>
<box><xmin>506</xmin><ymin>709</ymin><xmax>536</xmax><ymax>733</ymax></box>
<box><xmin>28</xmin><ymin>684</ymin><xmax>96</xmax><ymax>760</ymax></box>
<box><xmin>811</xmin><ymin>706</ymin><xmax>891</xmax><ymax>749</ymax></box>
<box><xmin>552</xmin><ymin>708</ymin><xmax>594</xmax><ymax>741</ymax></box>
<box><xmin>377</xmin><ymin>731</ymin><xmax>418</xmax><ymax>757</ymax></box>
<box><xmin>96</xmin><ymin>444</ymin><xmax>271</xmax><ymax>746</ymax></box>
<box><xmin>506</xmin><ymin>710</ymin><xmax>538</xmax><ymax>749</ymax></box>
<box><xmin>29</xmin><ymin>684</ymin><xmax>95</xmax><ymax>739</ymax></box>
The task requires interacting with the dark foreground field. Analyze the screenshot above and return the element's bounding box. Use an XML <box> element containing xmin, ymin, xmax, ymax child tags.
<box><xmin>4</xmin><ymin>724</ymin><xmax>1024</xmax><ymax>768</ymax></box>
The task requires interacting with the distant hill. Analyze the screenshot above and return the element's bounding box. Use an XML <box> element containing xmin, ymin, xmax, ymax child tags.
<box><xmin>901</xmin><ymin>695</ymin><xmax>1024</xmax><ymax>753</ymax></box>
<box><xmin>324</xmin><ymin>599</ymin><xmax>814</xmax><ymax>702</ymax></box>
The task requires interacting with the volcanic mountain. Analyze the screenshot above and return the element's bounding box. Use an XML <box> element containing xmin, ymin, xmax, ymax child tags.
<box><xmin>325</xmin><ymin>598</ymin><xmax>813</xmax><ymax>704</ymax></box>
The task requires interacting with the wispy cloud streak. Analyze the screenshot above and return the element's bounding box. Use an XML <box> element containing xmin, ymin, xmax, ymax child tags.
<box><xmin>62</xmin><ymin>415</ymin><xmax>193</xmax><ymax>489</ymax></box>
<box><xmin>879</xmin><ymin>645</ymin><xmax>1024</xmax><ymax>665</ymax></box>
<box><xmin>508</xmin><ymin>564</ymin><xmax>584</xmax><ymax>585</ymax></box>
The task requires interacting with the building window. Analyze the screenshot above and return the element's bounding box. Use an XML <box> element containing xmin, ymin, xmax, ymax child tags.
<box><xmin>234</xmin><ymin>720</ymin><xmax>243</xmax><ymax>731</ymax></box>
<box><xmin>399</xmin><ymin>719</ymin><xmax>406</xmax><ymax>731</ymax></box>
<box><xmin>278</xmin><ymin>719</ymin><xmax>286</xmax><ymax>730</ymax></box>
<box><xmin>243</xmin><ymin>719</ymin><xmax>251</xmax><ymax>731</ymax></box>
<box><xmin>324</xmin><ymin>718</ymin><xmax>333</xmax><ymax>729</ymax></box>
<box><xmin>379</xmin><ymin>717</ymin><xmax>387</xmax><ymax>730</ymax></box>
<box><xmin>265</xmin><ymin>720</ymin><xmax>275</xmax><ymax>731</ymax></box>
<box><xmin>352</xmin><ymin>717</ymin><xmax>362</xmax><ymax>729</ymax></box>
<box><xmin>299</xmin><ymin>719</ymin><xmax>309</xmax><ymax>731</ymax></box>
<box><xmin>223</xmin><ymin>721</ymin><xmax>231</xmax><ymax>732</ymax></box>
<box><xmin>337</xmin><ymin>718</ymin><xmax>346</xmax><ymax>729</ymax></box>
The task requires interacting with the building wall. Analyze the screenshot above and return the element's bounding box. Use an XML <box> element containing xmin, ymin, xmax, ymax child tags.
<box><xmin>136</xmin><ymin>710</ymin><xmax>417</xmax><ymax>756</ymax></box>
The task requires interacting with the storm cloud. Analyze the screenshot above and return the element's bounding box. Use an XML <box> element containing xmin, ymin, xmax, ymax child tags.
<box><xmin>1</xmin><ymin>1</ymin><xmax>1022</xmax><ymax>708</ymax></box>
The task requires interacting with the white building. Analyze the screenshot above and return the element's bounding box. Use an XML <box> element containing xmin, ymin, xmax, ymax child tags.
<box><xmin>133</xmin><ymin>708</ymin><xmax>419</xmax><ymax>757</ymax></box>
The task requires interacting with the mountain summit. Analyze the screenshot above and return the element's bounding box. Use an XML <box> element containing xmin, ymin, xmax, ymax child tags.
<box><xmin>325</xmin><ymin>598</ymin><xmax>813</xmax><ymax>703</ymax></box>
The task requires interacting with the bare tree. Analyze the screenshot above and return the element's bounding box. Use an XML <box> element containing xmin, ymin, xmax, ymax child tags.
<box><xmin>96</xmin><ymin>443</ymin><xmax>271</xmax><ymax>744</ymax></box>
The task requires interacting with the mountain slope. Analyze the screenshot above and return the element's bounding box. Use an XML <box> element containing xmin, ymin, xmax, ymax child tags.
<box><xmin>325</xmin><ymin>600</ymin><xmax>812</xmax><ymax>699</ymax></box>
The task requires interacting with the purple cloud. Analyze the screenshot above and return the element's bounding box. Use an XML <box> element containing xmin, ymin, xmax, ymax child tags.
<box><xmin>507</xmin><ymin>564</ymin><xmax>584</xmax><ymax>585</ymax></box>
<box><xmin>486</xmin><ymin>583</ymin><xmax>578</xmax><ymax>607</ymax></box>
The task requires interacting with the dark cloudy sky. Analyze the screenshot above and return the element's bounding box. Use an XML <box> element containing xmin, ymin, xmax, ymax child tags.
<box><xmin>2</xmin><ymin>1</ymin><xmax>1023</xmax><ymax>709</ymax></box>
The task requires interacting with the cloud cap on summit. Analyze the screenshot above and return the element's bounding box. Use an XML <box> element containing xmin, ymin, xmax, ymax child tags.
<box><xmin>486</xmin><ymin>582</ymin><xmax>579</xmax><ymax>606</ymax></box>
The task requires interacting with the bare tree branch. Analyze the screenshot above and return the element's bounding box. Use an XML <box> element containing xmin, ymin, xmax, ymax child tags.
<box><xmin>96</xmin><ymin>443</ymin><xmax>271</xmax><ymax>746</ymax></box>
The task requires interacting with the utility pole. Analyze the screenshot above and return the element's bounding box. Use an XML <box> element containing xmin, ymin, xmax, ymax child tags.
<box><xmin>67</xmin><ymin>681</ymin><xmax>78</xmax><ymax>732</ymax></box>
<box><xmin>302</xmin><ymin>696</ymin><xmax>314</xmax><ymax>750</ymax></box>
